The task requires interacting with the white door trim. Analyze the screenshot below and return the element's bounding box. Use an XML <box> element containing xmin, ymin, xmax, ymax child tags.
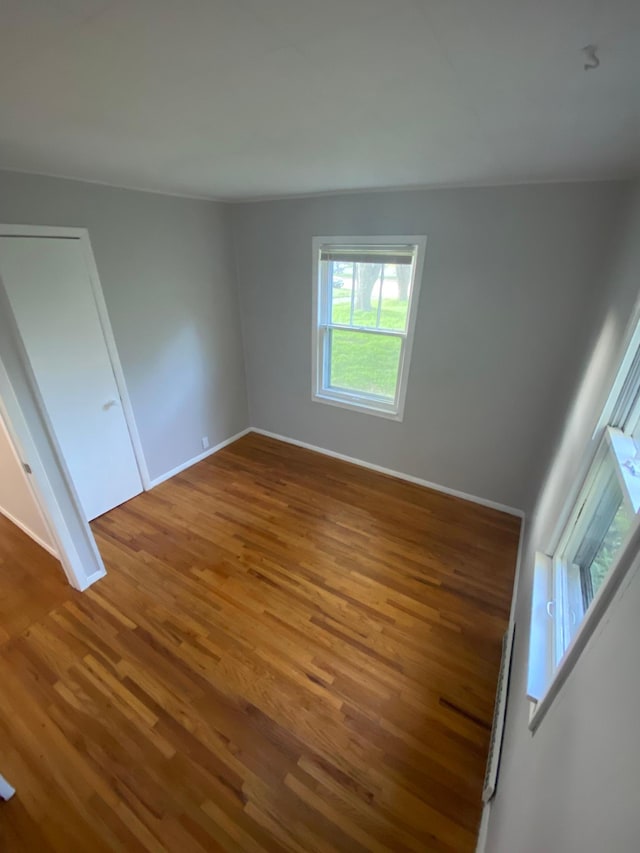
<box><xmin>0</xmin><ymin>406</ymin><xmax>58</xmax><ymax>557</ymax></box>
<box><xmin>0</xmin><ymin>773</ymin><xmax>15</xmax><ymax>800</ymax></box>
<box><xmin>0</xmin><ymin>224</ymin><xmax>150</xmax><ymax>489</ymax></box>
<box><xmin>0</xmin><ymin>358</ymin><xmax>106</xmax><ymax>590</ymax></box>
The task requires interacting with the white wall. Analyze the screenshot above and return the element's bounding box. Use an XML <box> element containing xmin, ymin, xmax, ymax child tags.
<box><xmin>0</xmin><ymin>411</ymin><xmax>53</xmax><ymax>551</ymax></box>
<box><xmin>485</xmin><ymin>182</ymin><xmax>640</xmax><ymax>851</ymax></box>
<box><xmin>231</xmin><ymin>182</ymin><xmax>630</xmax><ymax>513</ymax></box>
<box><xmin>0</xmin><ymin>170</ymin><xmax>249</xmax><ymax>483</ymax></box>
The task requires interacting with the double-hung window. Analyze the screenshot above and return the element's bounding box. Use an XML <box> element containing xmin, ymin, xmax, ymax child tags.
<box><xmin>528</xmin><ymin>332</ymin><xmax>640</xmax><ymax>723</ymax></box>
<box><xmin>312</xmin><ymin>236</ymin><xmax>426</xmax><ymax>420</ymax></box>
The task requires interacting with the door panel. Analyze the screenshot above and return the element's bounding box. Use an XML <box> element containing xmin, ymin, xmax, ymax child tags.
<box><xmin>0</xmin><ymin>236</ymin><xmax>142</xmax><ymax>520</ymax></box>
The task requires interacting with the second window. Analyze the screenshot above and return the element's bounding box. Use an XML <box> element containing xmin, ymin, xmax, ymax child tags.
<box><xmin>312</xmin><ymin>236</ymin><xmax>425</xmax><ymax>420</ymax></box>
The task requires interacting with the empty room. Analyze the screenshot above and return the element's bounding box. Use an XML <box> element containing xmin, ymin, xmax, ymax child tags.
<box><xmin>0</xmin><ymin>2</ymin><xmax>639</xmax><ymax>852</ymax></box>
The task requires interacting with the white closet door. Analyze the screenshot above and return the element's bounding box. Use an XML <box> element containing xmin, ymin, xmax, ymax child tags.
<box><xmin>0</xmin><ymin>236</ymin><xmax>142</xmax><ymax>520</ymax></box>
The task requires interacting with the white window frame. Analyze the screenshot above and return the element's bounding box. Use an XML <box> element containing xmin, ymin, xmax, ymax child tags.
<box><xmin>527</xmin><ymin>330</ymin><xmax>640</xmax><ymax>731</ymax></box>
<box><xmin>311</xmin><ymin>235</ymin><xmax>426</xmax><ymax>421</ymax></box>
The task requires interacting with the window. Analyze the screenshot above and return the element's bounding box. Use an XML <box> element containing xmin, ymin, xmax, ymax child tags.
<box><xmin>547</xmin><ymin>429</ymin><xmax>637</xmax><ymax>664</ymax></box>
<box><xmin>312</xmin><ymin>236</ymin><xmax>426</xmax><ymax>420</ymax></box>
<box><xmin>528</xmin><ymin>331</ymin><xmax>640</xmax><ymax>720</ymax></box>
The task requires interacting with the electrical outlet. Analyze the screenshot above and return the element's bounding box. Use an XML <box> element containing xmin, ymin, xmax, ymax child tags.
<box><xmin>201</xmin><ymin>436</ymin><xmax>209</xmax><ymax>450</ymax></box>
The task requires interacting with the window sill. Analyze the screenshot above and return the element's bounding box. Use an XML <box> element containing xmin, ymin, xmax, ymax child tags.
<box><xmin>527</xmin><ymin>521</ymin><xmax>640</xmax><ymax>732</ymax></box>
<box><xmin>526</xmin><ymin>552</ymin><xmax>554</xmax><ymax>705</ymax></box>
<box><xmin>312</xmin><ymin>391</ymin><xmax>404</xmax><ymax>422</ymax></box>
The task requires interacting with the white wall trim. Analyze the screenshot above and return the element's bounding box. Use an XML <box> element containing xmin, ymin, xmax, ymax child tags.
<box><xmin>0</xmin><ymin>773</ymin><xmax>15</xmax><ymax>801</ymax></box>
<box><xmin>251</xmin><ymin>428</ymin><xmax>524</xmax><ymax>517</ymax></box>
<box><xmin>476</xmin><ymin>514</ymin><xmax>527</xmax><ymax>850</ymax></box>
<box><xmin>592</xmin><ymin>299</ymin><xmax>640</xmax><ymax>440</ymax></box>
<box><xmin>148</xmin><ymin>428</ymin><xmax>252</xmax><ymax>488</ymax></box>
<box><xmin>475</xmin><ymin>800</ymin><xmax>492</xmax><ymax>853</ymax></box>
<box><xmin>0</xmin><ymin>356</ymin><xmax>106</xmax><ymax>591</ymax></box>
<box><xmin>528</xmin><ymin>521</ymin><xmax>640</xmax><ymax>732</ymax></box>
<box><xmin>77</xmin><ymin>567</ymin><xmax>107</xmax><ymax>592</ymax></box>
<box><xmin>0</xmin><ymin>505</ymin><xmax>58</xmax><ymax>558</ymax></box>
<box><xmin>230</xmin><ymin>174</ymin><xmax>626</xmax><ymax>205</ymax></box>
<box><xmin>505</xmin><ymin>513</ymin><xmax>527</xmax><ymax>660</ymax></box>
<box><xmin>1</xmin><ymin>166</ymin><xmax>624</xmax><ymax>208</ymax></box>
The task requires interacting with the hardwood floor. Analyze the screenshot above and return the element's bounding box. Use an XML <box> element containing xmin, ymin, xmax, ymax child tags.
<box><xmin>0</xmin><ymin>514</ymin><xmax>69</xmax><ymax>647</ymax></box>
<box><xmin>0</xmin><ymin>433</ymin><xmax>520</xmax><ymax>852</ymax></box>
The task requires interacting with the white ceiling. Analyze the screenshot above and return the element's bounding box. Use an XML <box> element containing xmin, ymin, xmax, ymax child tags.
<box><xmin>0</xmin><ymin>0</ymin><xmax>638</xmax><ymax>200</ymax></box>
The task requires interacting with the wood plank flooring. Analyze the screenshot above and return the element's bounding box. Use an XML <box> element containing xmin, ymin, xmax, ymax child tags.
<box><xmin>0</xmin><ymin>433</ymin><xmax>520</xmax><ymax>852</ymax></box>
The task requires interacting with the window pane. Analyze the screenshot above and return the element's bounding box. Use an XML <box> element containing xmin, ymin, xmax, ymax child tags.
<box><xmin>328</xmin><ymin>329</ymin><xmax>401</xmax><ymax>400</ymax></box>
<box><xmin>328</xmin><ymin>261</ymin><xmax>412</xmax><ymax>331</ymax></box>
<box><xmin>329</xmin><ymin>261</ymin><xmax>354</xmax><ymax>323</ymax></box>
<box><xmin>585</xmin><ymin>499</ymin><xmax>633</xmax><ymax>600</ymax></box>
<box><xmin>569</xmin><ymin>450</ymin><xmax>635</xmax><ymax>608</ymax></box>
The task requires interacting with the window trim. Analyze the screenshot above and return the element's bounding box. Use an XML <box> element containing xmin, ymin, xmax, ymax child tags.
<box><xmin>593</xmin><ymin>317</ymin><xmax>640</xmax><ymax>439</ymax></box>
<box><xmin>526</xmin><ymin>303</ymin><xmax>640</xmax><ymax>732</ymax></box>
<box><xmin>529</xmin><ymin>524</ymin><xmax>640</xmax><ymax>732</ymax></box>
<box><xmin>528</xmin><ymin>425</ymin><xmax>640</xmax><ymax>732</ymax></box>
<box><xmin>311</xmin><ymin>235</ymin><xmax>426</xmax><ymax>421</ymax></box>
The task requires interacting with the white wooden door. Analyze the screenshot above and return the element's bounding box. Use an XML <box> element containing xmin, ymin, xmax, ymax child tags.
<box><xmin>0</xmin><ymin>236</ymin><xmax>143</xmax><ymax>520</ymax></box>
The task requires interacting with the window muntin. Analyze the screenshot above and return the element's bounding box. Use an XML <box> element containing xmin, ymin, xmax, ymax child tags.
<box><xmin>313</xmin><ymin>238</ymin><xmax>425</xmax><ymax>419</ymax></box>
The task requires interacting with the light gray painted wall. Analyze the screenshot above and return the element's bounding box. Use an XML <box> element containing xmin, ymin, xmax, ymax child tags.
<box><xmin>231</xmin><ymin>183</ymin><xmax>629</xmax><ymax>513</ymax></box>
<box><xmin>0</xmin><ymin>170</ymin><xmax>249</xmax><ymax>482</ymax></box>
<box><xmin>485</xmin><ymin>182</ymin><xmax>640</xmax><ymax>852</ymax></box>
<box><xmin>0</xmin><ymin>411</ymin><xmax>53</xmax><ymax>549</ymax></box>
<box><xmin>1</xmin><ymin>166</ymin><xmax>639</xmax><ymax>841</ymax></box>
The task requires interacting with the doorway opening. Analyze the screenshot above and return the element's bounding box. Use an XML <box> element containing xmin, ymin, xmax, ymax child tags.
<box><xmin>0</xmin><ymin>225</ymin><xmax>149</xmax><ymax>590</ymax></box>
<box><xmin>0</xmin><ymin>225</ymin><xmax>149</xmax><ymax>521</ymax></box>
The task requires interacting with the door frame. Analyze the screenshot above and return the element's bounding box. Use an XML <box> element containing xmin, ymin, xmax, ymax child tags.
<box><xmin>0</xmin><ymin>357</ymin><xmax>106</xmax><ymax>590</ymax></box>
<box><xmin>0</xmin><ymin>409</ymin><xmax>57</xmax><ymax>558</ymax></box>
<box><xmin>0</xmin><ymin>224</ymin><xmax>150</xmax><ymax>490</ymax></box>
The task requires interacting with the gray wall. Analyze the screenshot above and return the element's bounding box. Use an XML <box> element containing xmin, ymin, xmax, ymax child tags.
<box><xmin>0</xmin><ymin>170</ymin><xmax>248</xmax><ymax>482</ymax></box>
<box><xmin>2</xmin><ymin>166</ymin><xmax>640</xmax><ymax>845</ymax></box>
<box><xmin>231</xmin><ymin>183</ymin><xmax>629</xmax><ymax>513</ymax></box>
<box><xmin>486</xmin><ymin>182</ymin><xmax>640</xmax><ymax>852</ymax></box>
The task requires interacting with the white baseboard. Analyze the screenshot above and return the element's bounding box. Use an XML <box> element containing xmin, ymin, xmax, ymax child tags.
<box><xmin>144</xmin><ymin>425</ymin><xmax>525</xmax><ymax>519</ymax></box>
<box><xmin>0</xmin><ymin>773</ymin><xmax>16</xmax><ymax>801</ymax></box>
<box><xmin>0</xmin><ymin>505</ymin><xmax>58</xmax><ymax>558</ymax></box>
<box><xmin>251</xmin><ymin>428</ymin><xmax>524</xmax><ymax>518</ymax></box>
<box><xmin>147</xmin><ymin>428</ymin><xmax>252</xmax><ymax>489</ymax></box>
<box><xmin>474</xmin><ymin>520</ymin><xmax>528</xmax><ymax>853</ymax></box>
<box><xmin>476</xmin><ymin>801</ymin><xmax>492</xmax><ymax>853</ymax></box>
<box><xmin>77</xmin><ymin>567</ymin><xmax>107</xmax><ymax>592</ymax></box>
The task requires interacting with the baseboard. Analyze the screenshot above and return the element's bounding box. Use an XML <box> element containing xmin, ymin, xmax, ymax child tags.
<box><xmin>0</xmin><ymin>505</ymin><xmax>58</xmax><ymax>557</ymax></box>
<box><xmin>147</xmin><ymin>428</ymin><xmax>252</xmax><ymax>489</ymax></box>
<box><xmin>506</xmin><ymin>513</ymin><xmax>527</xmax><ymax>643</ymax></box>
<box><xmin>0</xmin><ymin>773</ymin><xmax>16</xmax><ymax>801</ymax></box>
<box><xmin>474</xmin><ymin>520</ymin><xmax>527</xmax><ymax>853</ymax></box>
<box><xmin>476</xmin><ymin>801</ymin><xmax>492</xmax><ymax>853</ymax></box>
<box><xmin>77</xmin><ymin>567</ymin><xmax>107</xmax><ymax>592</ymax></box>
<box><xmin>251</xmin><ymin>428</ymin><xmax>524</xmax><ymax>518</ymax></box>
<box><xmin>145</xmin><ymin>424</ymin><xmax>525</xmax><ymax>518</ymax></box>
